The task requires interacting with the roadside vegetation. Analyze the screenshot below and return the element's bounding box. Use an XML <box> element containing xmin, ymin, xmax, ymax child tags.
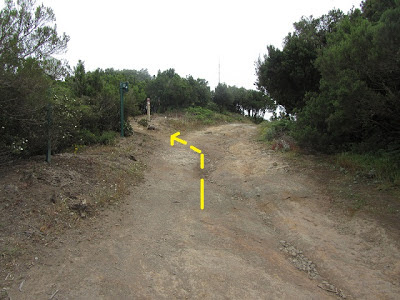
<box><xmin>256</xmin><ymin>0</ymin><xmax>400</xmax><ymax>188</ymax></box>
<box><xmin>0</xmin><ymin>0</ymin><xmax>271</xmax><ymax>165</ymax></box>
<box><xmin>258</xmin><ymin>119</ymin><xmax>400</xmax><ymax>218</ymax></box>
<box><xmin>1</xmin><ymin>0</ymin><xmax>398</xmax><ymax>204</ymax></box>
<box><xmin>259</xmin><ymin>118</ymin><xmax>400</xmax><ymax>184</ymax></box>
<box><xmin>163</xmin><ymin>106</ymin><xmax>250</xmax><ymax>131</ymax></box>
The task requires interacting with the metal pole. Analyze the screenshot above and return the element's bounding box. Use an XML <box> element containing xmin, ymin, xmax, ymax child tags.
<box><xmin>120</xmin><ymin>85</ymin><xmax>124</xmax><ymax>137</ymax></box>
<box><xmin>46</xmin><ymin>103</ymin><xmax>52</xmax><ymax>163</ymax></box>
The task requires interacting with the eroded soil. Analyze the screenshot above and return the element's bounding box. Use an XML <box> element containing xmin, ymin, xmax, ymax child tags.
<box><xmin>2</xmin><ymin>118</ymin><xmax>400</xmax><ymax>299</ymax></box>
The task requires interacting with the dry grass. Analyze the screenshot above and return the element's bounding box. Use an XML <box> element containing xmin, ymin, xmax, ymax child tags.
<box><xmin>0</xmin><ymin>130</ymin><xmax>151</xmax><ymax>284</ymax></box>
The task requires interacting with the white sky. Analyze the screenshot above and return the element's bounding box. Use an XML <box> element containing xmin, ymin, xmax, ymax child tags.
<box><xmin>38</xmin><ymin>0</ymin><xmax>361</xmax><ymax>90</ymax></box>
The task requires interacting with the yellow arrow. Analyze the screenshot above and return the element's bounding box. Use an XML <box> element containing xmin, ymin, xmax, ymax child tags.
<box><xmin>200</xmin><ymin>178</ymin><xmax>204</xmax><ymax>210</ymax></box>
<box><xmin>170</xmin><ymin>132</ymin><xmax>187</xmax><ymax>146</ymax></box>
<box><xmin>190</xmin><ymin>145</ymin><xmax>201</xmax><ymax>154</ymax></box>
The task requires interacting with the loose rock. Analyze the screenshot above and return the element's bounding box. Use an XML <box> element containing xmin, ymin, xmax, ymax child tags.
<box><xmin>279</xmin><ymin>240</ymin><xmax>318</xmax><ymax>278</ymax></box>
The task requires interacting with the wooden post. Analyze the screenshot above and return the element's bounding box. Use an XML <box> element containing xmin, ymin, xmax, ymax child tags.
<box><xmin>147</xmin><ymin>97</ymin><xmax>151</xmax><ymax>122</ymax></box>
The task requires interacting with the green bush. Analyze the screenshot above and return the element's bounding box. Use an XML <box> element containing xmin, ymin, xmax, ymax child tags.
<box><xmin>77</xmin><ymin>129</ymin><xmax>118</xmax><ymax>145</ymax></box>
<box><xmin>97</xmin><ymin>131</ymin><xmax>118</xmax><ymax>145</ymax></box>
<box><xmin>138</xmin><ymin>118</ymin><xmax>148</xmax><ymax>127</ymax></box>
<box><xmin>205</xmin><ymin>101</ymin><xmax>219</xmax><ymax>112</ymax></box>
<box><xmin>124</xmin><ymin>121</ymin><xmax>134</xmax><ymax>136</ymax></box>
<box><xmin>78</xmin><ymin>129</ymin><xmax>98</xmax><ymax>145</ymax></box>
<box><xmin>259</xmin><ymin>119</ymin><xmax>293</xmax><ymax>142</ymax></box>
<box><xmin>253</xmin><ymin>116</ymin><xmax>264</xmax><ymax>124</ymax></box>
<box><xmin>185</xmin><ymin>107</ymin><xmax>215</xmax><ymax>123</ymax></box>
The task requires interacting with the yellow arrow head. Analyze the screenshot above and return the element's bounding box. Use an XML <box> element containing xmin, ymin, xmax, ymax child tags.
<box><xmin>170</xmin><ymin>132</ymin><xmax>187</xmax><ymax>146</ymax></box>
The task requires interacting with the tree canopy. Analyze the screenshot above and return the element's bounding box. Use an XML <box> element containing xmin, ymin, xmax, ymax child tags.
<box><xmin>1</xmin><ymin>0</ymin><xmax>274</xmax><ymax>163</ymax></box>
<box><xmin>0</xmin><ymin>0</ymin><xmax>69</xmax><ymax>161</ymax></box>
<box><xmin>256</xmin><ymin>0</ymin><xmax>400</xmax><ymax>153</ymax></box>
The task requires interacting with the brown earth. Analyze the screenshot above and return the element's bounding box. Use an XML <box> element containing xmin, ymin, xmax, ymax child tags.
<box><xmin>1</xmin><ymin>116</ymin><xmax>400</xmax><ymax>299</ymax></box>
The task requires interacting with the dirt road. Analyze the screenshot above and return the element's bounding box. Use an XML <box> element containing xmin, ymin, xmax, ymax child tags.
<box><xmin>7</xmin><ymin>121</ymin><xmax>400</xmax><ymax>299</ymax></box>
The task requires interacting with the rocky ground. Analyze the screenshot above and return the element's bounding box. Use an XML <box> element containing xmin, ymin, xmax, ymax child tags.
<box><xmin>1</xmin><ymin>115</ymin><xmax>399</xmax><ymax>299</ymax></box>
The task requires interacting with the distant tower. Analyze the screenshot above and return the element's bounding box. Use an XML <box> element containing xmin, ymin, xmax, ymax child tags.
<box><xmin>218</xmin><ymin>59</ymin><xmax>221</xmax><ymax>85</ymax></box>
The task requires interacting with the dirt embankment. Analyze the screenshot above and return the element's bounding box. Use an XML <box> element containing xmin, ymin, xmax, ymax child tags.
<box><xmin>1</xmin><ymin>116</ymin><xmax>400</xmax><ymax>299</ymax></box>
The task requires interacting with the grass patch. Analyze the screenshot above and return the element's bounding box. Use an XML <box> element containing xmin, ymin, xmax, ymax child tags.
<box><xmin>336</xmin><ymin>152</ymin><xmax>400</xmax><ymax>184</ymax></box>
<box><xmin>1</xmin><ymin>245</ymin><xmax>23</xmax><ymax>259</ymax></box>
<box><xmin>165</xmin><ymin>107</ymin><xmax>249</xmax><ymax>131</ymax></box>
<box><xmin>185</xmin><ymin>107</ymin><xmax>248</xmax><ymax>124</ymax></box>
<box><xmin>258</xmin><ymin>120</ymin><xmax>400</xmax><ymax>185</ymax></box>
<box><xmin>78</xmin><ymin>129</ymin><xmax>118</xmax><ymax>146</ymax></box>
<box><xmin>257</xmin><ymin>119</ymin><xmax>297</xmax><ymax>151</ymax></box>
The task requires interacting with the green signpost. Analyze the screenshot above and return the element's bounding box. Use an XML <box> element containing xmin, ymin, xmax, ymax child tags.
<box><xmin>46</xmin><ymin>102</ymin><xmax>53</xmax><ymax>163</ymax></box>
<box><xmin>119</xmin><ymin>82</ymin><xmax>129</xmax><ymax>137</ymax></box>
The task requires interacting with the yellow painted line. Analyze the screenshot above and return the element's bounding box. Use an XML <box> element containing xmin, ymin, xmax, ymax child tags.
<box><xmin>170</xmin><ymin>132</ymin><xmax>187</xmax><ymax>146</ymax></box>
<box><xmin>200</xmin><ymin>153</ymin><xmax>204</xmax><ymax>169</ymax></box>
<box><xmin>190</xmin><ymin>145</ymin><xmax>201</xmax><ymax>154</ymax></box>
<box><xmin>170</xmin><ymin>131</ymin><xmax>206</xmax><ymax>210</ymax></box>
<box><xmin>200</xmin><ymin>178</ymin><xmax>204</xmax><ymax>210</ymax></box>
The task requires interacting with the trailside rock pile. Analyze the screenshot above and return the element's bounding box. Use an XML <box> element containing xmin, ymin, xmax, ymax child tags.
<box><xmin>279</xmin><ymin>240</ymin><xmax>318</xmax><ymax>278</ymax></box>
<box><xmin>318</xmin><ymin>281</ymin><xmax>347</xmax><ymax>299</ymax></box>
<box><xmin>279</xmin><ymin>240</ymin><xmax>347</xmax><ymax>299</ymax></box>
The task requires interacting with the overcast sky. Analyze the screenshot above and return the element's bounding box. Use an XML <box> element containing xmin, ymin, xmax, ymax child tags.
<box><xmin>38</xmin><ymin>0</ymin><xmax>361</xmax><ymax>90</ymax></box>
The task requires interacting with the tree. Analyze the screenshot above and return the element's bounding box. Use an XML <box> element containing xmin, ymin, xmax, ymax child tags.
<box><xmin>295</xmin><ymin>2</ymin><xmax>400</xmax><ymax>152</ymax></box>
<box><xmin>213</xmin><ymin>83</ymin><xmax>233</xmax><ymax>113</ymax></box>
<box><xmin>0</xmin><ymin>0</ymin><xmax>69</xmax><ymax>72</ymax></box>
<box><xmin>361</xmin><ymin>0</ymin><xmax>397</xmax><ymax>21</ymax></box>
<box><xmin>256</xmin><ymin>10</ymin><xmax>344</xmax><ymax>114</ymax></box>
<box><xmin>186</xmin><ymin>75</ymin><xmax>211</xmax><ymax>107</ymax></box>
<box><xmin>0</xmin><ymin>0</ymin><xmax>69</xmax><ymax>159</ymax></box>
<box><xmin>146</xmin><ymin>69</ymin><xmax>211</xmax><ymax>112</ymax></box>
<box><xmin>231</xmin><ymin>86</ymin><xmax>248</xmax><ymax>114</ymax></box>
<box><xmin>71</xmin><ymin>60</ymin><xmax>87</xmax><ymax>97</ymax></box>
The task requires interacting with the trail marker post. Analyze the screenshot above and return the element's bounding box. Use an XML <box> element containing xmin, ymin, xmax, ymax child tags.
<box><xmin>119</xmin><ymin>82</ymin><xmax>129</xmax><ymax>137</ymax></box>
<box><xmin>146</xmin><ymin>97</ymin><xmax>151</xmax><ymax>122</ymax></box>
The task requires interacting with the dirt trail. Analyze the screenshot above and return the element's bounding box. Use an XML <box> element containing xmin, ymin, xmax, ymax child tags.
<box><xmin>7</xmin><ymin>121</ymin><xmax>400</xmax><ymax>299</ymax></box>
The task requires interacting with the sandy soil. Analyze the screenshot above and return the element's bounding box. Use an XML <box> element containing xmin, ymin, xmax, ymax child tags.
<box><xmin>3</xmin><ymin>119</ymin><xmax>400</xmax><ymax>299</ymax></box>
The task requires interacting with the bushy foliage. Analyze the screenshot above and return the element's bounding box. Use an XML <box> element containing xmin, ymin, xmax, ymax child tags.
<box><xmin>185</xmin><ymin>106</ymin><xmax>216</xmax><ymax>124</ymax></box>
<box><xmin>258</xmin><ymin>119</ymin><xmax>297</xmax><ymax>152</ymax></box>
<box><xmin>212</xmin><ymin>83</ymin><xmax>275</xmax><ymax>120</ymax></box>
<box><xmin>145</xmin><ymin>69</ymin><xmax>212</xmax><ymax>112</ymax></box>
<box><xmin>0</xmin><ymin>0</ymin><xmax>269</xmax><ymax>163</ymax></box>
<box><xmin>138</xmin><ymin>118</ymin><xmax>148</xmax><ymax>127</ymax></box>
<box><xmin>257</xmin><ymin>0</ymin><xmax>400</xmax><ymax>154</ymax></box>
<box><xmin>0</xmin><ymin>0</ymin><xmax>69</xmax><ymax>161</ymax></box>
<box><xmin>256</xmin><ymin>10</ymin><xmax>344</xmax><ymax>114</ymax></box>
<box><xmin>259</xmin><ymin>119</ymin><xmax>294</xmax><ymax>142</ymax></box>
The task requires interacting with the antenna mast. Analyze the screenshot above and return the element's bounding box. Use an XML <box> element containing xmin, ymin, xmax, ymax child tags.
<box><xmin>218</xmin><ymin>59</ymin><xmax>220</xmax><ymax>85</ymax></box>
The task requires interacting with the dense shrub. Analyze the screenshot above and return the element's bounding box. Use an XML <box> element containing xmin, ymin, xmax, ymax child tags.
<box><xmin>256</xmin><ymin>1</ymin><xmax>400</xmax><ymax>154</ymax></box>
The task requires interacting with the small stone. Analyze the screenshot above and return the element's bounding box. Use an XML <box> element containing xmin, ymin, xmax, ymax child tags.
<box><xmin>50</xmin><ymin>193</ymin><xmax>57</xmax><ymax>204</ymax></box>
<box><xmin>4</xmin><ymin>184</ymin><xmax>19</xmax><ymax>193</ymax></box>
